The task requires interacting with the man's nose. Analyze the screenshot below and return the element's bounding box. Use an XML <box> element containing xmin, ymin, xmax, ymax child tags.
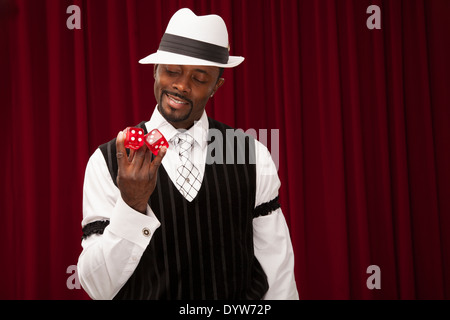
<box><xmin>172</xmin><ymin>76</ymin><xmax>190</xmax><ymax>93</ymax></box>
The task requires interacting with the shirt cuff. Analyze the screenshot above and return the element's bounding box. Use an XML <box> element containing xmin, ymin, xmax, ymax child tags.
<box><xmin>107</xmin><ymin>196</ymin><xmax>161</xmax><ymax>249</ymax></box>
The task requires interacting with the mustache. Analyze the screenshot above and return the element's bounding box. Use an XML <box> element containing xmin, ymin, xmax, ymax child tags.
<box><xmin>162</xmin><ymin>90</ymin><xmax>193</xmax><ymax>106</ymax></box>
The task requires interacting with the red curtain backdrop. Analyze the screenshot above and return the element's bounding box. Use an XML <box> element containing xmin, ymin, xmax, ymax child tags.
<box><xmin>1</xmin><ymin>0</ymin><xmax>449</xmax><ymax>300</ymax></box>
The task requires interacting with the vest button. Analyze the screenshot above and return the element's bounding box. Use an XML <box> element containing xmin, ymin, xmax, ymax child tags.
<box><xmin>142</xmin><ymin>227</ymin><xmax>151</xmax><ymax>237</ymax></box>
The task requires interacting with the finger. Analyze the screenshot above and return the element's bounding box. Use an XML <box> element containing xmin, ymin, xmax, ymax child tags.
<box><xmin>131</xmin><ymin>142</ymin><xmax>147</xmax><ymax>169</ymax></box>
<box><xmin>135</xmin><ymin>144</ymin><xmax>152</xmax><ymax>171</ymax></box>
<box><xmin>128</xmin><ymin>148</ymin><xmax>136</xmax><ymax>162</ymax></box>
<box><xmin>116</xmin><ymin>131</ymin><xmax>128</xmax><ymax>168</ymax></box>
<box><xmin>149</xmin><ymin>146</ymin><xmax>167</xmax><ymax>177</ymax></box>
<box><xmin>142</xmin><ymin>145</ymin><xmax>153</xmax><ymax>171</ymax></box>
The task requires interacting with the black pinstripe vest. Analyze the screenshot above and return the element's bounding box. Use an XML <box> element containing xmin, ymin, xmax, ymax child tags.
<box><xmin>98</xmin><ymin>118</ymin><xmax>269</xmax><ymax>299</ymax></box>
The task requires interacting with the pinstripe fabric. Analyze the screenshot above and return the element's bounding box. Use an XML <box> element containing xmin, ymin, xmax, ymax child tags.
<box><xmin>100</xmin><ymin>119</ymin><xmax>268</xmax><ymax>300</ymax></box>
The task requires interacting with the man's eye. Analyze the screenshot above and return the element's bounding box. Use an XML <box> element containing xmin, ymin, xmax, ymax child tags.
<box><xmin>194</xmin><ymin>78</ymin><xmax>207</xmax><ymax>84</ymax></box>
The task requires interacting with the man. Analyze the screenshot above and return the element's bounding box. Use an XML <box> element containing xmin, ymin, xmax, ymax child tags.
<box><xmin>77</xmin><ymin>8</ymin><xmax>298</xmax><ymax>300</ymax></box>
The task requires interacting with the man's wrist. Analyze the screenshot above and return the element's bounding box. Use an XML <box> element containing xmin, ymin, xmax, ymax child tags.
<box><xmin>120</xmin><ymin>194</ymin><xmax>148</xmax><ymax>214</ymax></box>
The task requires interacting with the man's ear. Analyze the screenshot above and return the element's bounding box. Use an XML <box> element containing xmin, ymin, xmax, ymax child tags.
<box><xmin>211</xmin><ymin>78</ymin><xmax>225</xmax><ymax>98</ymax></box>
<box><xmin>153</xmin><ymin>64</ymin><xmax>159</xmax><ymax>79</ymax></box>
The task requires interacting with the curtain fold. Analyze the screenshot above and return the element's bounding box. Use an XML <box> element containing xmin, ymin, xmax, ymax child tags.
<box><xmin>1</xmin><ymin>0</ymin><xmax>449</xmax><ymax>299</ymax></box>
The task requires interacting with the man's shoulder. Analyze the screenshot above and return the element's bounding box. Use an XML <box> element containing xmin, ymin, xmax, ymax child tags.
<box><xmin>207</xmin><ymin>117</ymin><xmax>255</xmax><ymax>141</ymax></box>
<box><xmin>207</xmin><ymin>117</ymin><xmax>233</xmax><ymax>131</ymax></box>
<box><xmin>98</xmin><ymin>136</ymin><xmax>117</xmax><ymax>153</ymax></box>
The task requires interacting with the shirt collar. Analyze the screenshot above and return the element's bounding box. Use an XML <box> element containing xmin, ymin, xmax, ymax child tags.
<box><xmin>145</xmin><ymin>106</ymin><xmax>209</xmax><ymax>150</ymax></box>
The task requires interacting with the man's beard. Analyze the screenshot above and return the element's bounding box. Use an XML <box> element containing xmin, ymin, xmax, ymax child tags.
<box><xmin>158</xmin><ymin>90</ymin><xmax>193</xmax><ymax>123</ymax></box>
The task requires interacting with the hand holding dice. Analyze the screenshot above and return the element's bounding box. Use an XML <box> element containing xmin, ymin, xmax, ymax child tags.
<box><xmin>124</xmin><ymin>127</ymin><xmax>169</xmax><ymax>155</ymax></box>
<box><xmin>144</xmin><ymin>129</ymin><xmax>169</xmax><ymax>155</ymax></box>
<box><xmin>116</xmin><ymin>127</ymin><xmax>168</xmax><ymax>214</ymax></box>
<box><xmin>123</xmin><ymin>127</ymin><xmax>145</xmax><ymax>150</ymax></box>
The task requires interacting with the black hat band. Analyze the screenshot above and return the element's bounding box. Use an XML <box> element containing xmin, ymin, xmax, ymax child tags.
<box><xmin>159</xmin><ymin>33</ymin><xmax>229</xmax><ymax>64</ymax></box>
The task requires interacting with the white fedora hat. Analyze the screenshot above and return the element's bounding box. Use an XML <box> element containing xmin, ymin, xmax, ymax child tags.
<box><xmin>139</xmin><ymin>8</ymin><xmax>244</xmax><ymax>68</ymax></box>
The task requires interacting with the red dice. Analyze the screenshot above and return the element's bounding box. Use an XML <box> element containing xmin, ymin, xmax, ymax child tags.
<box><xmin>145</xmin><ymin>129</ymin><xmax>169</xmax><ymax>156</ymax></box>
<box><xmin>124</xmin><ymin>127</ymin><xmax>144</xmax><ymax>150</ymax></box>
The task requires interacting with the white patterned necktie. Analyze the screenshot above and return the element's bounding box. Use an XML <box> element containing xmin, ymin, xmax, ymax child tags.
<box><xmin>174</xmin><ymin>133</ymin><xmax>201</xmax><ymax>201</ymax></box>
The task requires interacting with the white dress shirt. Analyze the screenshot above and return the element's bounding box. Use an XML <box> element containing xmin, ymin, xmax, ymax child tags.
<box><xmin>77</xmin><ymin>107</ymin><xmax>299</xmax><ymax>300</ymax></box>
